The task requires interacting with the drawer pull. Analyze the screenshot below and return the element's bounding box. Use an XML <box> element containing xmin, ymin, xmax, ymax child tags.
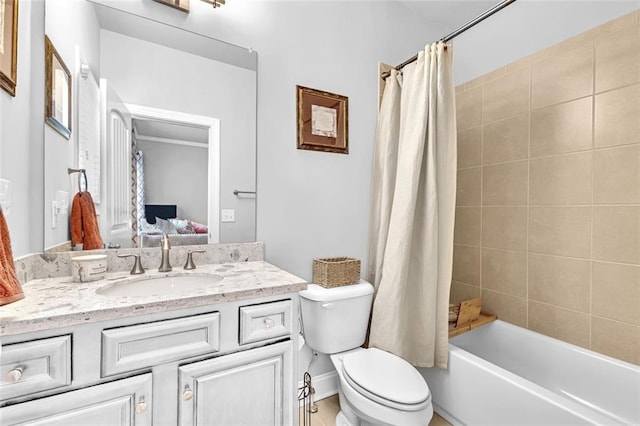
<box><xmin>264</xmin><ymin>318</ymin><xmax>275</xmax><ymax>328</ymax></box>
<box><xmin>5</xmin><ymin>367</ymin><xmax>23</xmax><ymax>383</ymax></box>
<box><xmin>135</xmin><ymin>397</ymin><xmax>148</xmax><ymax>414</ymax></box>
<box><xmin>183</xmin><ymin>385</ymin><xmax>194</xmax><ymax>401</ymax></box>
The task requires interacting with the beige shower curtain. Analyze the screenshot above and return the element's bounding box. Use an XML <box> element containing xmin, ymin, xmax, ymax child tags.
<box><xmin>368</xmin><ymin>42</ymin><xmax>456</xmax><ymax>369</ymax></box>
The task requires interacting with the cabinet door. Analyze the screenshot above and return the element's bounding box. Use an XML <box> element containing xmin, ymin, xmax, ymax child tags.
<box><xmin>0</xmin><ymin>374</ymin><xmax>152</xmax><ymax>426</ymax></box>
<box><xmin>179</xmin><ymin>341</ymin><xmax>293</xmax><ymax>426</ymax></box>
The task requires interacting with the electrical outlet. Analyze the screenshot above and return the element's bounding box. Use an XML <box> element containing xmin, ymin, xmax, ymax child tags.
<box><xmin>221</xmin><ymin>209</ymin><xmax>235</xmax><ymax>223</ymax></box>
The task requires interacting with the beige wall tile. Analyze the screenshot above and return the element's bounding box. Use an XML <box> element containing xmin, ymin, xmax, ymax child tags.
<box><xmin>482</xmin><ymin>289</ymin><xmax>527</xmax><ymax>327</ymax></box>
<box><xmin>483</xmin><ymin>68</ymin><xmax>530</xmax><ymax>124</ymax></box>
<box><xmin>593</xmin><ymin>144</ymin><xmax>640</xmax><ymax>204</ymax></box>
<box><xmin>598</xmin><ymin>10</ymin><xmax>637</xmax><ymax>35</ymax></box>
<box><xmin>595</xmin><ymin>83</ymin><xmax>640</xmax><ymax>148</ymax></box>
<box><xmin>593</xmin><ymin>206</ymin><xmax>640</xmax><ymax>264</ymax></box>
<box><xmin>452</xmin><ymin>245</ymin><xmax>481</xmax><ymax>286</ymax></box>
<box><xmin>531</xmin><ymin>97</ymin><xmax>593</xmax><ymax>157</ymax></box>
<box><xmin>482</xmin><ymin>161</ymin><xmax>528</xmax><ymax>206</ymax></box>
<box><xmin>592</xmin><ymin>261</ymin><xmax>640</xmax><ymax>325</ymax></box>
<box><xmin>532</xmin><ymin>46</ymin><xmax>593</xmax><ymax>108</ymax></box>
<box><xmin>457</xmin><ymin>167</ymin><xmax>481</xmax><ymax>207</ymax></box>
<box><xmin>454</xmin><ymin>207</ymin><xmax>481</xmax><ymax>246</ymax></box>
<box><xmin>481</xmin><ymin>248</ymin><xmax>526</xmax><ymax>297</ymax></box>
<box><xmin>595</xmin><ymin>25</ymin><xmax>640</xmax><ymax>93</ymax></box>
<box><xmin>457</xmin><ymin>127</ymin><xmax>482</xmax><ymax>168</ymax></box>
<box><xmin>528</xmin><ymin>254</ymin><xmax>591</xmax><ymax>312</ymax></box>
<box><xmin>529</xmin><ymin>152</ymin><xmax>592</xmax><ymax>205</ymax></box>
<box><xmin>591</xmin><ymin>317</ymin><xmax>640</xmax><ymax>365</ymax></box>
<box><xmin>464</xmin><ymin>67</ymin><xmax>506</xmax><ymax>91</ymax></box>
<box><xmin>482</xmin><ymin>207</ymin><xmax>527</xmax><ymax>250</ymax></box>
<box><xmin>482</xmin><ymin>114</ymin><xmax>529</xmax><ymax>165</ymax></box>
<box><xmin>450</xmin><ymin>281</ymin><xmax>480</xmax><ymax>305</ymax></box>
<box><xmin>457</xmin><ymin>86</ymin><xmax>483</xmax><ymax>131</ymax></box>
<box><xmin>558</xmin><ymin>29</ymin><xmax>596</xmax><ymax>52</ymax></box>
<box><xmin>528</xmin><ymin>301</ymin><xmax>590</xmax><ymax>347</ymax></box>
<box><xmin>529</xmin><ymin>207</ymin><xmax>592</xmax><ymax>258</ymax></box>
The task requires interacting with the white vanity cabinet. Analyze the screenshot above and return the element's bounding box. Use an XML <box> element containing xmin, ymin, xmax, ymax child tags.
<box><xmin>0</xmin><ymin>374</ymin><xmax>152</xmax><ymax>425</ymax></box>
<box><xmin>178</xmin><ymin>340</ymin><xmax>293</xmax><ymax>425</ymax></box>
<box><xmin>0</xmin><ymin>294</ymin><xmax>298</xmax><ymax>426</ymax></box>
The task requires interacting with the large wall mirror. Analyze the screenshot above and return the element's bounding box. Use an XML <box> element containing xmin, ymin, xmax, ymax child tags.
<box><xmin>43</xmin><ymin>0</ymin><xmax>257</xmax><ymax>251</ymax></box>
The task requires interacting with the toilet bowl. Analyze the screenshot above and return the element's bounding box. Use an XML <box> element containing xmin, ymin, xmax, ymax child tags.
<box><xmin>299</xmin><ymin>282</ymin><xmax>433</xmax><ymax>426</ymax></box>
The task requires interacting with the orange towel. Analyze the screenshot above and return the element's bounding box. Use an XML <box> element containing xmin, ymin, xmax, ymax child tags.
<box><xmin>71</xmin><ymin>192</ymin><xmax>104</xmax><ymax>250</ymax></box>
<box><xmin>0</xmin><ymin>208</ymin><xmax>24</xmax><ymax>306</ymax></box>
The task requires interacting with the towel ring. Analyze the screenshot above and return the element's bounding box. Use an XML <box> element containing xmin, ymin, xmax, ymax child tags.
<box><xmin>68</xmin><ymin>168</ymin><xmax>88</xmax><ymax>192</ymax></box>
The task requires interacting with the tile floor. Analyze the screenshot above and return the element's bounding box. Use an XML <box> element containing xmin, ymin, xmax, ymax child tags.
<box><xmin>300</xmin><ymin>395</ymin><xmax>452</xmax><ymax>426</ymax></box>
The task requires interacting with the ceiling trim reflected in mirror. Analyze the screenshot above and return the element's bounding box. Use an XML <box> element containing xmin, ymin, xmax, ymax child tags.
<box><xmin>88</xmin><ymin>0</ymin><xmax>256</xmax><ymax>71</ymax></box>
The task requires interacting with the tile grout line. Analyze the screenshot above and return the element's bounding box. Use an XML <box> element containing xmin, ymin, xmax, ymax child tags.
<box><xmin>526</xmin><ymin>61</ymin><xmax>532</xmax><ymax>329</ymax></box>
<box><xmin>589</xmin><ymin>36</ymin><xmax>597</xmax><ymax>350</ymax></box>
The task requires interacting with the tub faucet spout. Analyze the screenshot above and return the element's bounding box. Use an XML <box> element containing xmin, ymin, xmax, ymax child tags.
<box><xmin>158</xmin><ymin>233</ymin><xmax>172</xmax><ymax>272</ymax></box>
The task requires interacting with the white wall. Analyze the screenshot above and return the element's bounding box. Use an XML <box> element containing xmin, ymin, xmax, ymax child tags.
<box><xmin>0</xmin><ymin>0</ymin><xmax>45</xmax><ymax>257</ymax></box>
<box><xmin>137</xmin><ymin>140</ymin><xmax>208</xmax><ymax>225</ymax></box>
<box><xmin>43</xmin><ymin>0</ymin><xmax>101</xmax><ymax>249</ymax></box>
<box><xmin>100</xmin><ymin>30</ymin><xmax>256</xmax><ymax>244</ymax></box>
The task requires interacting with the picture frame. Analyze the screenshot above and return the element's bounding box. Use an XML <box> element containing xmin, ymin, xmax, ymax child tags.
<box><xmin>153</xmin><ymin>0</ymin><xmax>190</xmax><ymax>13</ymax></box>
<box><xmin>296</xmin><ymin>85</ymin><xmax>349</xmax><ymax>154</ymax></box>
<box><xmin>0</xmin><ymin>0</ymin><xmax>19</xmax><ymax>97</ymax></box>
<box><xmin>45</xmin><ymin>36</ymin><xmax>72</xmax><ymax>139</ymax></box>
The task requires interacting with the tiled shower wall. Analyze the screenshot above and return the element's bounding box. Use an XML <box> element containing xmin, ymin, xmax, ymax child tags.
<box><xmin>452</xmin><ymin>11</ymin><xmax>639</xmax><ymax>365</ymax></box>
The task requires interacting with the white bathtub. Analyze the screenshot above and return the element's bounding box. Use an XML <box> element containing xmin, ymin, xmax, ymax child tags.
<box><xmin>420</xmin><ymin>320</ymin><xmax>640</xmax><ymax>425</ymax></box>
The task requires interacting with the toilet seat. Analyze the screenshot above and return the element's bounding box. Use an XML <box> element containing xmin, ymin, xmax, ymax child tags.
<box><xmin>341</xmin><ymin>348</ymin><xmax>431</xmax><ymax>411</ymax></box>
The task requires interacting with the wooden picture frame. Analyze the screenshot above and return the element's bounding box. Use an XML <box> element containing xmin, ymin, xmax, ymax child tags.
<box><xmin>45</xmin><ymin>36</ymin><xmax>71</xmax><ymax>139</ymax></box>
<box><xmin>296</xmin><ymin>85</ymin><xmax>348</xmax><ymax>154</ymax></box>
<box><xmin>0</xmin><ymin>0</ymin><xmax>19</xmax><ymax>97</ymax></box>
<box><xmin>153</xmin><ymin>0</ymin><xmax>190</xmax><ymax>13</ymax></box>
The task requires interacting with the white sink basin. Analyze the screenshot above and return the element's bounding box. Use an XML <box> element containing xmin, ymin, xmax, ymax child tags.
<box><xmin>96</xmin><ymin>274</ymin><xmax>224</xmax><ymax>297</ymax></box>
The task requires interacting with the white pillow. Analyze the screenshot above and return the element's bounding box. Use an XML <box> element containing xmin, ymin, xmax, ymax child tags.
<box><xmin>140</xmin><ymin>219</ymin><xmax>161</xmax><ymax>235</ymax></box>
<box><xmin>155</xmin><ymin>217</ymin><xmax>178</xmax><ymax>234</ymax></box>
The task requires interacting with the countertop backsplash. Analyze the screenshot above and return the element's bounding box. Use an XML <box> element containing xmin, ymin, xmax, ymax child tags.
<box><xmin>14</xmin><ymin>242</ymin><xmax>265</xmax><ymax>284</ymax></box>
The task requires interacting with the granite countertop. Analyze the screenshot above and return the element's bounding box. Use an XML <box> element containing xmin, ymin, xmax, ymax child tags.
<box><xmin>0</xmin><ymin>261</ymin><xmax>306</xmax><ymax>336</ymax></box>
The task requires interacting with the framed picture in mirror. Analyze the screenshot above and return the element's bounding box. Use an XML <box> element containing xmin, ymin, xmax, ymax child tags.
<box><xmin>45</xmin><ymin>35</ymin><xmax>71</xmax><ymax>139</ymax></box>
<box><xmin>0</xmin><ymin>0</ymin><xmax>18</xmax><ymax>97</ymax></box>
<box><xmin>296</xmin><ymin>85</ymin><xmax>349</xmax><ymax>154</ymax></box>
<box><xmin>153</xmin><ymin>0</ymin><xmax>190</xmax><ymax>13</ymax></box>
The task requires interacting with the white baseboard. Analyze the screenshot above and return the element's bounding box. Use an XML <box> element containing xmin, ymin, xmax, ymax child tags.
<box><xmin>298</xmin><ymin>371</ymin><xmax>338</xmax><ymax>405</ymax></box>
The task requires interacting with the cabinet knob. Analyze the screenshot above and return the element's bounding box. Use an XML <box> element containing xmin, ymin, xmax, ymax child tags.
<box><xmin>264</xmin><ymin>318</ymin><xmax>275</xmax><ymax>328</ymax></box>
<box><xmin>135</xmin><ymin>398</ymin><xmax>147</xmax><ymax>414</ymax></box>
<box><xmin>5</xmin><ymin>368</ymin><xmax>23</xmax><ymax>383</ymax></box>
<box><xmin>183</xmin><ymin>385</ymin><xmax>194</xmax><ymax>401</ymax></box>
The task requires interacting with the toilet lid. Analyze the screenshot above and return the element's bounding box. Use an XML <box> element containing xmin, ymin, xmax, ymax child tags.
<box><xmin>342</xmin><ymin>348</ymin><xmax>430</xmax><ymax>407</ymax></box>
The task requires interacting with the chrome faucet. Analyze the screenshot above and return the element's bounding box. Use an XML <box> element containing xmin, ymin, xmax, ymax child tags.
<box><xmin>158</xmin><ymin>234</ymin><xmax>172</xmax><ymax>272</ymax></box>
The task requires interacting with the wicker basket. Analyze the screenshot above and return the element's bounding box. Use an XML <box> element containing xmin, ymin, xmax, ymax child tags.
<box><xmin>312</xmin><ymin>257</ymin><xmax>361</xmax><ymax>288</ymax></box>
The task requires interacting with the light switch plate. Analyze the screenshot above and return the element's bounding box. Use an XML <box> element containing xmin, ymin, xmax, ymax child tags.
<box><xmin>221</xmin><ymin>209</ymin><xmax>235</xmax><ymax>223</ymax></box>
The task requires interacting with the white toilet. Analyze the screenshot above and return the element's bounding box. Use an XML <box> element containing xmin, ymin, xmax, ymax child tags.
<box><xmin>299</xmin><ymin>281</ymin><xmax>433</xmax><ymax>426</ymax></box>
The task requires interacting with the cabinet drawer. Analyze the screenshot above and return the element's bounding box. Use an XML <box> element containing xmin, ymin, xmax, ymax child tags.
<box><xmin>0</xmin><ymin>335</ymin><xmax>71</xmax><ymax>400</ymax></box>
<box><xmin>239</xmin><ymin>300</ymin><xmax>292</xmax><ymax>345</ymax></box>
<box><xmin>102</xmin><ymin>312</ymin><xmax>220</xmax><ymax>376</ymax></box>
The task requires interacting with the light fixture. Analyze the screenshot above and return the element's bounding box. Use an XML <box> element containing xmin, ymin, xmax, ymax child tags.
<box><xmin>201</xmin><ymin>0</ymin><xmax>225</xmax><ymax>8</ymax></box>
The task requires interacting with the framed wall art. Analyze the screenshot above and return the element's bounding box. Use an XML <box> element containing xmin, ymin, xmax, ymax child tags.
<box><xmin>153</xmin><ymin>0</ymin><xmax>190</xmax><ymax>13</ymax></box>
<box><xmin>45</xmin><ymin>36</ymin><xmax>72</xmax><ymax>139</ymax></box>
<box><xmin>296</xmin><ymin>85</ymin><xmax>348</xmax><ymax>154</ymax></box>
<box><xmin>0</xmin><ymin>0</ymin><xmax>18</xmax><ymax>97</ymax></box>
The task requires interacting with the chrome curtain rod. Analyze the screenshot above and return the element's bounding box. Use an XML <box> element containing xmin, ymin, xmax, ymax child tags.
<box><xmin>381</xmin><ymin>0</ymin><xmax>517</xmax><ymax>79</ymax></box>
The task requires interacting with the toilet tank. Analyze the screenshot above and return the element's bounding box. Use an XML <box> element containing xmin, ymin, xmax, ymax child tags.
<box><xmin>299</xmin><ymin>281</ymin><xmax>374</xmax><ymax>354</ymax></box>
